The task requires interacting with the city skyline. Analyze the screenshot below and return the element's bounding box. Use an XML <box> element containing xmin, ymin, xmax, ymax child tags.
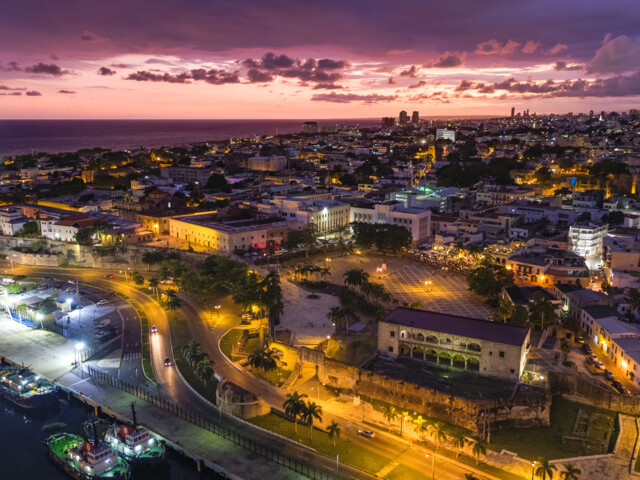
<box><xmin>2</xmin><ymin>0</ymin><xmax>640</xmax><ymax>119</ymax></box>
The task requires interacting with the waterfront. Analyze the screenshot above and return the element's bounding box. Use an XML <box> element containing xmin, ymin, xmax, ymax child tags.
<box><xmin>0</xmin><ymin>394</ymin><xmax>223</xmax><ymax>480</ymax></box>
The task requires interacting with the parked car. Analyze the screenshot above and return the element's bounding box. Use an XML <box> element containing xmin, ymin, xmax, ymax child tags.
<box><xmin>612</xmin><ymin>380</ymin><xmax>625</xmax><ymax>393</ymax></box>
<box><xmin>588</xmin><ymin>353</ymin><xmax>598</xmax><ymax>362</ymax></box>
<box><xmin>164</xmin><ymin>357</ymin><xmax>172</xmax><ymax>367</ymax></box>
<box><xmin>593</xmin><ymin>360</ymin><xmax>605</xmax><ymax>370</ymax></box>
<box><xmin>604</xmin><ymin>370</ymin><xmax>614</xmax><ymax>381</ymax></box>
<box><xmin>582</xmin><ymin>344</ymin><xmax>592</xmax><ymax>354</ymax></box>
<box><xmin>358</xmin><ymin>429</ymin><xmax>375</xmax><ymax>438</ymax></box>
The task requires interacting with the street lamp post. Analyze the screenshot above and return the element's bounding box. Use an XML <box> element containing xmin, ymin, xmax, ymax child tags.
<box><xmin>214</xmin><ymin>305</ymin><xmax>221</xmax><ymax>318</ymax></box>
<box><xmin>531</xmin><ymin>461</ymin><xmax>537</xmax><ymax>480</ymax></box>
<box><xmin>426</xmin><ymin>450</ymin><xmax>435</xmax><ymax>479</ymax></box>
<box><xmin>74</xmin><ymin>342</ymin><xmax>85</xmax><ymax>366</ymax></box>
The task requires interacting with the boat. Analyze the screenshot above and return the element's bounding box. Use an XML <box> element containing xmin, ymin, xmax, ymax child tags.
<box><xmin>0</xmin><ymin>365</ymin><xmax>57</xmax><ymax>408</ymax></box>
<box><xmin>93</xmin><ymin>403</ymin><xmax>165</xmax><ymax>466</ymax></box>
<box><xmin>44</xmin><ymin>422</ymin><xmax>131</xmax><ymax>480</ymax></box>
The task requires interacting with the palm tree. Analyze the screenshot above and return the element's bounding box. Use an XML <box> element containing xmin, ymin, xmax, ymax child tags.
<box><xmin>193</xmin><ymin>356</ymin><xmax>213</xmax><ymax>386</ymax></box>
<box><xmin>343</xmin><ymin>268</ymin><xmax>369</xmax><ymax>287</ymax></box>
<box><xmin>326</xmin><ymin>306</ymin><xmax>345</xmax><ymax>331</ymax></box>
<box><xmin>428</xmin><ymin>422</ymin><xmax>448</xmax><ymax>449</ymax></box>
<box><xmin>560</xmin><ymin>463</ymin><xmax>581</xmax><ymax>480</ymax></box>
<box><xmin>181</xmin><ymin>340</ymin><xmax>202</xmax><ymax>367</ymax></box>
<box><xmin>133</xmin><ymin>272</ymin><xmax>144</xmax><ymax>287</ymax></box>
<box><xmin>413</xmin><ymin>416</ymin><xmax>429</xmax><ymax>439</ymax></box>
<box><xmin>629</xmin><ymin>290</ymin><xmax>640</xmax><ymax>316</ymax></box>
<box><xmin>148</xmin><ymin>277</ymin><xmax>159</xmax><ymax>299</ymax></box>
<box><xmin>261</xmin><ymin>348</ymin><xmax>278</xmax><ymax>372</ymax></box>
<box><xmin>535</xmin><ymin>459</ymin><xmax>557</xmax><ymax>479</ymax></box>
<box><xmin>301</xmin><ymin>401</ymin><xmax>323</xmax><ymax>441</ymax></box>
<box><xmin>326</xmin><ymin>420</ymin><xmax>341</xmax><ymax>447</ymax></box>
<box><xmin>470</xmin><ymin>437</ymin><xmax>487</xmax><ymax>466</ymax></box>
<box><xmin>382</xmin><ymin>405</ymin><xmax>397</xmax><ymax>431</ymax></box>
<box><xmin>498</xmin><ymin>297</ymin><xmax>514</xmax><ymax>323</ymax></box>
<box><xmin>165</xmin><ymin>290</ymin><xmax>182</xmax><ymax>319</ymax></box>
<box><xmin>451</xmin><ymin>433</ymin><xmax>467</xmax><ymax>458</ymax></box>
<box><xmin>283</xmin><ymin>391</ymin><xmax>307</xmax><ymax>434</ymax></box>
<box><xmin>248</xmin><ymin>349</ymin><xmax>263</xmax><ymax>369</ymax></box>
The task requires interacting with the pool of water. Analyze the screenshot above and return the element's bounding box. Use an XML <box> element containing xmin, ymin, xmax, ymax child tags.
<box><xmin>0</xmin><ymin>395</ymin><xmax>225</xmax><ymax>479</ymax></box>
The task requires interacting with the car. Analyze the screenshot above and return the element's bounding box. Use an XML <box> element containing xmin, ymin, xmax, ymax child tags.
<box><xmin>164</xmin><ymin>357</ymin><xmax>172</xmax><ymax>367</ymax></box>
<box><xmin>612</xmin><ymin>380</ymin><xmax>625</xmax><ymax>393</ymax></box>
<box><xmin>593</xmin><ymin>360</ymin><xmax>605</xmax><ymax>370</ymax></box>
<box><xmin>588</xmin><ymin>353</ymin><xmax>598</xmax><ymax>362</ymax></box>
<box><xmin>582</xmin><ymin>344</ymin><xmax>592</xmax><ymax>354</ymax></box>
<box><xmin>96</xmin><ymin>300</ymin><xmax>109</xmax><ymax>306</ymax></box>
<box><xmin>106</xmin><ymin>274</ymin><xmax>115</xmax><ymax>279</ymax></box>
<box><xmin>150</xmin><ymin>325</ymin><xmax>158</xmax><ymax>334</ymax></box>
<box><xmin>358</xmin><ymin>429</ymin><xmax>375</xmax><ymax>438</ymax></box>
<box><xmin>604</xmin><ymin>370</ymin><xmax>614</xmax><ymax>381</ymax></box>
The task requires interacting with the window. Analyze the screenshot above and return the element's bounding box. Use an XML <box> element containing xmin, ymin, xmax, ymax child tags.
<box><xmin>510</xmin><ymin>369</ymin><xmax>515</xmax><ymax>374</ymax></box>
<box><xmin>499</xmin><ymin>351</ymin><xmax>505</xmax><ymax>358</ymax></box>
<box><xmin>388</xmin><ymin>346</ymin><xmax>394</xmax><ymax>353</ymax></box>
<box><xmin>390</xmin><ymin>331</ymin><xmax>395</xmax><ymax>337</ymax></box>
<box><xmin>489</xmin><ymin>351</ymin><xmax>493</xmax><ymax>356</ymax></box>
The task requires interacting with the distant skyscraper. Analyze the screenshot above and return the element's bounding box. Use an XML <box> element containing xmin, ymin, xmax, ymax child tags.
<box><xmin>399</xmin><ymin>110</ymin><xmax>409</xmax><ymax>125</ymax></box>
<box><xmin>382</xmin><ymin>117</ymin><xmax>395</xmax><ymax>128</ymax></box>
<box><xmin>589</xmin><ymin>110</ymin><xmax>594</xmax><ymax>118</ymax></box>
<box><xmin>511</xmin><ymin>107</ymin><xmax>515</xmax><ymax>118</ymax></box>
<box><xmin>411</xmin><ymin>111</ymin><xmax>419</xmax><ymax>124</ymax></box>
<box><xmin>302</xmin><ymin>121</ymin><xmax>318</xmax><ymax>134</ymax></box>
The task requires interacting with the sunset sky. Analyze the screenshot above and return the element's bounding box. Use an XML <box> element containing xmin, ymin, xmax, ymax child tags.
<box><xmin>1</xmin><ymin>0</ymin><xmax>640</xmax><ymax>119</ymax></box>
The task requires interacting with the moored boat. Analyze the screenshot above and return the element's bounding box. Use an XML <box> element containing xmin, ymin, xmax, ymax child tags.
<box><xmin>0</xmin><ymin>365</ymin><xmax>57</xmax><ymax>408</ymax></box>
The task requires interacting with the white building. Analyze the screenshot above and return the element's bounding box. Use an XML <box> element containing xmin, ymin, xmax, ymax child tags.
<box><xmin>248</xmin><ymin>156</ymin><xmax>288</xmax><ymax>172</ymax></box>
<box><xmin>0</xmin><ymin>208</ymin><xmax>28</xmax><ymax>236</ymax></box>
<box><xmin>569</xmin><ymin>223</ymin><xmax>608</xmax><ymax>268</ymax></box>
<box><xmin>436</xmin><ymin>129</ymin><xmax>456</xmax><ymax>142</ymax></box>
<box><xmin>262</xmin><ymin>197</ymin><xmax>350</xmax><ymax>234</ymax></box>
<box><xmin>349</xmin><ymin>201</ymin><xmax>431</xmax><ymax>245</ymax></box>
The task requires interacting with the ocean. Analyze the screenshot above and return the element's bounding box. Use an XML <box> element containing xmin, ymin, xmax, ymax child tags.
<box><xmin>0</xmin><ymin>119</ymin><xmax>380</xmax><ymax>158</ymax></box>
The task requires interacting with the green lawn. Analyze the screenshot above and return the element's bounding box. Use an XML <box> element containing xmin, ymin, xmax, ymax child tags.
<box><xmin>249</xmin><ymin>413</ymin><xmax>390</xmax><ymax>474</ymax></box>
<box><xmin>219</xmin><ymin>328</ymin><xmax>244</xmax><ymax>360</ymax></box>
<box><xmin>167</xmin><ymin>312</ymin><xmax>218</xmax><ymax>404</ymax></box>
<box><xmin>251</xmin><ymin>366</ymin><xmax>292</xmax><ymax>387</ymax></box>
<box><xmin>325</xmin><ymin>334</ymin><xmax>378</xmax><ymax>366</ymax></box>
<box><xmin>133</xmin><ymin>307</ymin><xmax>157</xmax><ymax>383</ymax></box>
<box><xmin>489</xmin><ymin>397</ymin><xmax>616</xmax><ymax>460</ymax></box>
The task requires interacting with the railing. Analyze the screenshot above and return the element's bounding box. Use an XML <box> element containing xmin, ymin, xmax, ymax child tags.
<box><xmin>84</xmin><ymin>366</ymin><xmax>336</xmax><ymax>480</ymax></box>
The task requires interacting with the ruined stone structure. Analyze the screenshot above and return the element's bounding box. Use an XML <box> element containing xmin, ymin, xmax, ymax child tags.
<box><xmin>272</xmin><ymin>342</ymin><xmax>550</xmax><ymax>432</ymax></box>
<box><xmin>216</xmin><ymin>379</ymin><xmax>270</xmax><ymax>419</ymax></box>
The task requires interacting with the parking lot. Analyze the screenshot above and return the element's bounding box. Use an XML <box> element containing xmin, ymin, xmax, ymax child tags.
<box><xmin>320</xmin><ymin>255</ymin><xmax>493</xmax><ymax>320</ymax></box>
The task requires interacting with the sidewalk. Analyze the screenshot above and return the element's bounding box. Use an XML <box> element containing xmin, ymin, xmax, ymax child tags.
<box><xmin>0</xmin><ymin>315</ymin><xmax>304</xmax><ymax>480</ymax></box>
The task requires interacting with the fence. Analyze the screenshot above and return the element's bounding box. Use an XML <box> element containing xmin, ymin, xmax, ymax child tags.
<box><xmin>84</xmin><ymin>365</ymin><xmax>336</xmax><ymax>480</ymax></box>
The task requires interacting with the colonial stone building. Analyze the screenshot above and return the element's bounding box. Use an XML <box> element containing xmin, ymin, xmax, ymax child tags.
<box><xmin>379</xmin><ymin>307</ymin><xmax>531</xmax><ymax>380</ymax></box>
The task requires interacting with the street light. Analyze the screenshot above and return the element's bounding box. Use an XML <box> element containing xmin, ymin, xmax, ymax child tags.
<box><xmin>426</xmin><ymin>451</ymin><xmax>435</xmax><ymax>479</ymax></box>
<box><xmin>425</xmin><ymin>278</ymin><xmax>432</xmax><ymax>292</ymax></box>
<box><xmin>531</xmin><ymin>461</ymin><xmax>537</xmax><ymax>480</ymax></box>
<box><xmin>74</xmin><ymin>342</ymin><xmax>85</xmax><ymax>366</ymax></box>
<box><xmin>214</xmin><ymin>305</ymin><xmax>221</xmax><ymax>318</ymax></box>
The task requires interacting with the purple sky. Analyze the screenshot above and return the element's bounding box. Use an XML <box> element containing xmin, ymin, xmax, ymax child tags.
<box><xmin>1</xmin><ymin>0</ymin><xmax>640</xmax><ymax>118</ymax></box>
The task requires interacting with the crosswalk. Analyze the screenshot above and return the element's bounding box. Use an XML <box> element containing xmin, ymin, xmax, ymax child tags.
<box><xmin>122</xmin><ymin>352</ymin><xmax>142</xmax><ymax>360</ymax></box>
<box><xmin>115</xmin><ymin>304</ymin><xmax>134</xmax><ymax>311</ymax></box>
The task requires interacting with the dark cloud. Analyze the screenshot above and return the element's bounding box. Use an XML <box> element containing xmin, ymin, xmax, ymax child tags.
<box><xmin>399</xmin><ymin>65</ymin><xmax>418</xmax><ymax>77</ymax></box>
<box><xmin>312</xmin><ymin>83</ymin><xmax>343</xmax><ymax>90</ymax></box>
<box><xmin>455</xmin><ymin>79</ymin><xmax>474</xmax><ymax>91</ymax></box>
<box><xmin>26</xmin><ymin>90</ymin><xmax>42</xmax><ymax>96</ymax></box>
<box><xmin>0</xmin><ymin>92</ymin><xmax>22</xmax><ymax>96</ymax></box>
<box><xmin>553</xmin><ymin>61</ymin><xmax>582</xmax><ymax>71</ymax></box>
<box><xmin>246</xmin><ymin>69</ymin><xmax>274</xmax><ymax>83</ymax></box>
<box><xmin>317</xmin><ymin>59</ymin><xmax>349</xmax><ymax>69</ymax></box>
<box><xmin>242</xmin><ymin>52</ymin><xmax>295</xmax><ymax>70</ymax></box>
<box><xmin>98</xmin><ymin>66</ymin><xmax>117</xmax><ymax>76</ymax></box>
<box><xmin>144</xmin><ymin>58</ymin><xmax>175</xmax><ymax>65</ymax></box>
<box><xmin>125</xmin><ymin>68</ymin><xmax>239</xmax><ymax>85</ymax></box>
<box><xmin>387</xmin><ymin>76</ymin><xmax>395</xmax><ymax>84</ymax></box>
<box><xmin>424</xmin><ymin>52</ymin><xmax>463</xmax><ymax>68</ymax></box>
<box><xmin>110</xmin><ymin>63</ymin><xmax>130</xmax><ymax>69</ymax></box>
<box><xmin>587</xmin><ymin>35</ymin><xmax>640</xmax><ymax>74</ymax></box>
<box><xmin>407</xmin><ymin>80</ymin><xmax>427</xmax><ymax>89</ymax></box>
<box><xmin>58</xmin><ymin>89</ymin><xmax>75</xmax><ymax>94</ymax></box>
<box><xmin>25</xmin><ymin>63</ymin><xmax>72</xmax><ymax>76</ymax></box>
<box><xmin>80</xmin><ymin>30</ymin><xmax>98</xmax><ymax>41</ymax></box>
<box><xmin>311</xmin><ymin>92</ymin><xmax>397</xmax><ymax>103</ymax></box>
<box><xmin>475</xmin><ymin>39</ymin><xmax>521</xmax><ymax>55</ymax></box>
<box><xmin>0</xmin><ymin>61</ymin><xmax>21</xmax><ymax>72</ymax></box>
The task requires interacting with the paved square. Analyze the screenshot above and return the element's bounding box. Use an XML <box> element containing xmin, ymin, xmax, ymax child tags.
<box><xmin>315</xmin><ymin>255</ymin><xmax>493</xmax><ymax>320</ymax></box>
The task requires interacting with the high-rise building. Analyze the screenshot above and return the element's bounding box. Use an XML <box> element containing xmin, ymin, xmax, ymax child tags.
<box><xmin>382</xmin><ymin>117</ymin><xmax>395</xmax><ymax>128</ymax></box>
<box><xmin>411</xmin><ymin>111</ymin><xmax>419</xmax><ymax>124</ymax></box>
<box><xmin>302</xmin><ymin>121</ymin><xmax>318</xmax><ymax>134</ymax></box>
<box><xmin>589</xmin><ymin>110</ymin><xmax>594</xmax><ymax>118</ymax></box>
<box><xmin>399</xmin><ymin>110</ymin><xmax>409</xmax><ymax>125</ymax></box>
<box><xmin>511</xmin><ymin>107</ymin><xmax>515</xmax><ymax>118</ymax></box>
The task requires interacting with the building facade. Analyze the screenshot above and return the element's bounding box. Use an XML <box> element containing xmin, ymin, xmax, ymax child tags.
<box><xmin>378</xmin><ymin>307</ymin><xmax>530</xmax><ymax>380</ymax></box>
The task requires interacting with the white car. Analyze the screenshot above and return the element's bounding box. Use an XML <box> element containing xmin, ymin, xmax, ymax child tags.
<box><xmin>358</xmin><ymin>429</ymin><xmax>375</xmax><ymax>438</ymax></box>
<box><xmin>593</xmin><ymin>361</ymin><xmax>605</xmax><ymax>370</ymax></box>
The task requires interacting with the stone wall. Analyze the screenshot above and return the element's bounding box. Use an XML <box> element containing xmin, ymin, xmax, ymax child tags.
<box><xmin>272</xmin><ymin>342</ymin><xmax>550</xmax><ymax>432</ymax></box>
<box><xmin>550</xmin><ymin>370</ymin><xmax>640</xmax><ymax>416</ymax></box>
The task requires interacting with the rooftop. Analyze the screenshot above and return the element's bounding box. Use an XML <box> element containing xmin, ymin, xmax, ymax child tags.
<box><xmin>384</xmin><ymin>307</ymin><xmax>530</xmax><ymax>346</ymax></box>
